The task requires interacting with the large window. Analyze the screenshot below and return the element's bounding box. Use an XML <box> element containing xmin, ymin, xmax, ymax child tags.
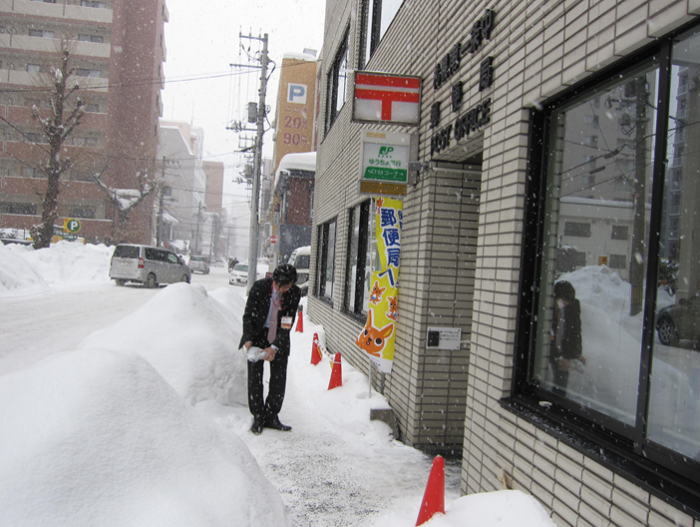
<box><xmin>345</xmin><ymin>200</ymin><xmax>379</xmax><ymax>316</ymax></box>
<box><xmin>517</xmin><ymin>25</ymin><xmax>700</xmax><ymax>503</ymax></box>
<box><xmin>325</xmin><ymin>29</ymin><xmax>349</xmax><ymax>133</ymax></box>
<box><xmin>360</xmin><ymin>0</ymin><xmax>404</xmax><ymax>68</ymax></box>
<box><xmin>315</xmin><ymin>218</ymin><xmax>336</xmax><ymax>301</ymax></box>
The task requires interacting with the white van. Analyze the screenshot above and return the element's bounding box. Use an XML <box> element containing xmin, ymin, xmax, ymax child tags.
<box><xmin>109</xmin><ymin>244</ymin><xmax>191</xmax><ymax>288</ymax></box>
<box><xmin>288</xmin><ymin>245</ymin><xmax>310</xmax><ymax>296</ymax></box>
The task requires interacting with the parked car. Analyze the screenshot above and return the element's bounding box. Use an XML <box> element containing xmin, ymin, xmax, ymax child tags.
<box><xmin>656</xmin><ymin>293</ymin><xmax>700</xmax><ymax>346</ymax></box>
<box><xmin>287</xmin><ymin>245</ymin><xmax>310</xmax><ymax>296</ymax></box>
<box><xmin>188</xmin><ymin>255</ymin><xmax>210</xmax><ymax>274</ymax></box>
<box><xmin>109</xmin><ymin>244</ymin><xmax>191</xmax><ymax>288</ymax></box>
<box><xmin>1</xmin><ymin>238</ymin><xmax>32</xmax><ymax>246</ymax></box>
<box><xmin>229</xmin><ymin>263</ymin><xmax>248</xmax><ymax>285</ymax></box>
<box><xmin>228</xmin><ymin>261</ymin><xmax>268</xmax><ymax>286</ymax></box>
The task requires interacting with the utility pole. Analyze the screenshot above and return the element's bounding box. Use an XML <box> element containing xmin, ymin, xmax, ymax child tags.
<box><xmin>156</xmin><ymin>156</ymin><xmax>166</xmax><ymax>246</ymax></box>
<box><xmin>194</xmin><ymin>201</ymin><xmax>205</xmax><ymax>255</ymax></box>
<box><xmin>239</xmin><ymin>32</ymin><xmax>269</xmax><ymax>291</ymax></box>
<box><xmin>628</xmin><ymin>76</ymin><xmax>649</xmax><ymax>316</ymax></box>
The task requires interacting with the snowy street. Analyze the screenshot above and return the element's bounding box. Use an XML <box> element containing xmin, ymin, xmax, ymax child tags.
<box><xmin>0</xmin><ymin>242</ymin><xmax>555</xmax><ymax>527</ymax></box>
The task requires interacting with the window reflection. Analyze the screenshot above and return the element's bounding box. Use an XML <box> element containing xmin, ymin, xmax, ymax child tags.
<box><xmin>346</xmin><ymin>204</ymin><xmax>361</xmax><ymax>312</ymax></box>
<box><xmin>533</xmin><ymin>63</ymin><xmax>659</xmax><ymax>425</ymax></box>
<box><xmin>647</xmin><ymin>32</ymin><xmax>700</xmax><ymax>459</ymax></box>
<box><xmin>325</xmin><ymin>220</ymin><xmax>336</xmax><ymax>298</ymax></box>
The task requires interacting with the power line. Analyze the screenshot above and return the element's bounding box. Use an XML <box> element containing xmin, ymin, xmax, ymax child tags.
<box><xmin>0</xmin><ymin>59</ymin><xmax>316</xmax><ymax>96</ymax></box>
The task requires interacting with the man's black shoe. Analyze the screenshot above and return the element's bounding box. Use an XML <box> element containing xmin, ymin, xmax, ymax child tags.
<box><xmin>264</xmin><ymin>416</ymin><xmax>292</xmax><ymax>431</ymax></box>
<box><xmin>250</xmin><ymin>417</ymin><xmax>264</xmax><ymax>435</ymax></box>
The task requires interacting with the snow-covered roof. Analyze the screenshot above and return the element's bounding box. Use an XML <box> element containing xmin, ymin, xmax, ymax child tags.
<box><xmin>162</xmin><ymin>211</ymin><xmax>179</xmax><ymax>225</ymax></box>
<box><xmin>275</xmin><ymin>152</ymin><xmax>316</xmax><ymax>178</ymax></box>
<box><xmin>283</xmin><ymin>52</ymin><xmax>317</xmax><ymax>62</ymax></box>
<box><xmin>274</xmin><ymin>152</ymin><xmax>316</xmax><ymax>195</ymax></box>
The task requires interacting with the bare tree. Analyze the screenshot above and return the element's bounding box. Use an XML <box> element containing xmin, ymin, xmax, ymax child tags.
<box><xmin>29</xmin><ymin>43</ymin><xmax>84</xmax><ymax>249</ymax></box>
<box><xmin>93</xmin><ymin>167</ymin><xmax>161</xmax><ymax>242</ymax></box>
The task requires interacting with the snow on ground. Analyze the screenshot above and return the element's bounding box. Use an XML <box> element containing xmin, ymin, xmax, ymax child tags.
<box><xmin>0</xmin><ymin>241</ymin><xmax>556</xmax><ymax>527</ymax></box>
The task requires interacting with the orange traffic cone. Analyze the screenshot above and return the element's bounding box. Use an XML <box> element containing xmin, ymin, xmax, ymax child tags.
<box><xmin>327</xmin><ymin>352</ymin><xmax>343</xmax><ymax>390</ymax></box>
<box><xmin>415</xmin><ymin>456</ymin><xmax>445</xmax><ymax>526</ymax></box>
<box><xmin>311</xmin><ymin>333</ymin><xmax>321</xmax><ymax>366</ymax></box>
<box><xmin>295</xmin><ymin>306</ymin><xmax>304</xmax><ymax>333</ymax></box>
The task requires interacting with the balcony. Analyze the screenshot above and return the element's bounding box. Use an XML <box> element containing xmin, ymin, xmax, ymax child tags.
<box><xmin>0</xmin><ymin>34</ymin><xmax>110</xmax><ymax>58</ymax></box>
<box><xmin>0</xmin><ymin>69</ymin><xmax>109</xmax><ymax>92</ymax></box>
<box><xmin>0</xmin><ymin>0</ymin><xmax>112</xmax><ymax>24</ymax></box>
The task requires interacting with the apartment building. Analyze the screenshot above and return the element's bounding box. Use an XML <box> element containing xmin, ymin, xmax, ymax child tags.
<box><xmin>157</xmin><ymin>121</ymin><xmax>205</xmax><ymax>252</ymax></box>
<box><xmin>312</xmin><ymin>0</ymin><xmax>700</xmax><ymax>524</ymax></box>
<box><xmin>0</xmin><ymin>0</ymin><xmax>167</xmax><ymax>244</ymax></box>
<box><xmin>202</xmin><ymin>160</ymin><xmax>225</xmax><ymax>260</ymax></box>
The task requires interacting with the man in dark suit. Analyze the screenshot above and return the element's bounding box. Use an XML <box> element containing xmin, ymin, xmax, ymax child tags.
<box><xmin>549</xmin><ymin>280</ymin><xmax>585</xmax><ymax>397</ymax></box>
<box><xmin>239</xmin><ymin>264</ymin><xmax>301</xmax><ymax>435</ymax></box>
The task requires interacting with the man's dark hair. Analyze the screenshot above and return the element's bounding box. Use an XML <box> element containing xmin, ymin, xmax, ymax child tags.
<box><xmin>554</xmin><ymin>280</ymin><xmax>576</xmax><ymax>301</ymax></box>
<box><xmin>273</xmin><ymin>264</ymin><xmax>297</xmax><ymax>286</ymax></box>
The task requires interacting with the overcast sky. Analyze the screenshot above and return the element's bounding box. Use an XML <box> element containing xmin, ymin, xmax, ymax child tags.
<box><xmin>161</xmin><ymin>0</ymin><xmax>326</xmax><ymax>218</ymax></box>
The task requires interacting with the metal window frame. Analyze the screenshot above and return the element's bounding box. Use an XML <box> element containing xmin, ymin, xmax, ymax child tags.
<box><xmin>325</xmin><ymin>27</ymin><xmax>350</xmax><ymax>134</ymax></box>
<box><xmin>343</xmin><ymin>200</ymin><xmax>370</xmax><ymax>317</ymax></box>
<box><xmin>315</xmin><ymin>218</ymin><xmax>337</xmax><ymax>302</ymax></box>
<box><xmin>510</xmin><ymin>22</ymin><xmax>700</xmax><ymax>516</ymax></box>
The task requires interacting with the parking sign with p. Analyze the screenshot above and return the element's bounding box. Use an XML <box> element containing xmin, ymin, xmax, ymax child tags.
<box><xmin>287</xmin><ymin>83</ymin><xmax>307</xmax><ymax>104</ymax></box>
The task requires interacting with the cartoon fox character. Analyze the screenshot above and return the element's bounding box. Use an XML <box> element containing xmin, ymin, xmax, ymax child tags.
<box><xmin>355</xmin><ymin>310</ymin><xmax>394</xmax><ymax>357</ymax></box>
<box><xmin>386</xmin><ymin>296</ymin><xmax>397</xmax><ymax>320</ymax></box>
<box><xmin>370</xmin><ymin>281</ymin><xmax>385</xmax><ymax>304</ymax></box>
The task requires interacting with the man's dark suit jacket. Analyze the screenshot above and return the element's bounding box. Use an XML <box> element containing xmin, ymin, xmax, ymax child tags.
<box><xmin>238</xmin><ymin>277</ymin><xmax>301</xmax><ymax>354</ymax></box>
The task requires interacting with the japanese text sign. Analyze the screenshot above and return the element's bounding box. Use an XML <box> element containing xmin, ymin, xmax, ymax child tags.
<box><xmin>355</xmin><ymin>197</ymin><xmax>403</xmax><ymax>374</ymax></box>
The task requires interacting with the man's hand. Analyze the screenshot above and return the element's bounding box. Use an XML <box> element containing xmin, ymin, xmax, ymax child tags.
<box><xmin>262</xmin><ymin>346</ymin><xmax>276</xmax><ymax>361</ymax></box>
<box><xmin>244</xmin><ymin>341</ymin><xmax>253</xmax><ymax>351</ymax></box>
<box><xmin>557</xmin><ymin>358</ymin><xmax>570</xmax><ymax>371</ymax></box>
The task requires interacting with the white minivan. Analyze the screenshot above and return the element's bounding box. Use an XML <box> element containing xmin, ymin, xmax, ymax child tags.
<box><xmin>109</xmin><ymin>244</ymin><xmax>191</xmax><ymax>287</ymax></box>
<box><xmin>288</xmin><ymin>245</ymin><xmax>310</xmax><ymax>296</ymax></box>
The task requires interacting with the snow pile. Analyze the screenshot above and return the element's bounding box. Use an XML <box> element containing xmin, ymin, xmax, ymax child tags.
<box><xmin>79</xmin><ymin>283</ymin><xmax>247</xmax><ymax>406</ymax></box>
<box><xmin>0</xmin><ymin>240</ymin><xmax>112</xmax><ymax>294</ymax></box>
<box><xmin>0</xmin><ymin>349</ymin><xmax>287</xmax><ymax>527</ymax></box>
<box><xmin>0</xmin><ymin>242</ymin><xmax>47</xmax><ymax>293</ymax></box>
<box><xmin>436</xmin><ymin>490</ymin><xmax>556</xmax><ymax>526</ymax></box>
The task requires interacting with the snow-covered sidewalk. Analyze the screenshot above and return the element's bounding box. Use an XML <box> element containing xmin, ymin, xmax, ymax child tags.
<box><xmin>198</xmin><ymin>317</ymin><xmax>463</xmax><ymax>526</ymax></box>
<box><xmin>0</xmin><ymin>241</ymin><xmax>557</xmax><ymax>527</ymax></box>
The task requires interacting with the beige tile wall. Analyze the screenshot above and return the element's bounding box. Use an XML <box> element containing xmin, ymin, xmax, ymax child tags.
<box><xmin>311</xmin><ymin>0</ymin><xmax>699</xmax><ymax>524</ymax></box>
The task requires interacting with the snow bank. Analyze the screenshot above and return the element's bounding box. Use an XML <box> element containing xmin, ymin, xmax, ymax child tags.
<box><xmin>0</xmin><ymin>349</ymin><xmax>287</xmax><ymax>527</ymax></box>
<box><xmin>0</xmin><ymin>240</ymin><xmax>112</xmax><ymax>295</ymax></box>
<box><xmin>434</xmin><ymin>490</ymin><xmax>556</xmax><ymax>527</ymax></box>
<box><xmin>79</xmin><ymin>283</ymin><xmax>247</xmax><ymax>406</ymax></box>
<box><xmin>0</xmin><ymin>242</ymin><xmax>47</xmax><ymax>293</ymax></box>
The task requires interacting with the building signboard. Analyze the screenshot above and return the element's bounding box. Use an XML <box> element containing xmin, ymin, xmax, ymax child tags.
<box><xmin>429</xmin><ymin>8</ymin><xmax>497</xmax><ymax>158</ymax></box>
<box><xmin>274</xmin><ymin>56</ymin><xmax>316</xmax><ymax>171</ymax></box>
<box><xmin>359</xmin><ymin>130</ymin><xmax>415</xmax><ymax>196</ymax></box>
<box><xmin>355</xmin><ymin>197</ymin><xmax>402</xmax><ymax>374</ymax></box>
<box><xmin>353</xmin><ymin>72</ymin><xmax>421</xmax><ymax>125</ymax></box>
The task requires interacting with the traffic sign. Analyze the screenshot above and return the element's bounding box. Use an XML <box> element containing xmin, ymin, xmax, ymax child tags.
<box><xmin>64</xmin><ymin>218</ymin><xmax>82</xmax><ymax>234</ymax></box>
<box><xmin>270</xmin><ymin>235</ymin><xmax>278</xmax><ymax>244</ymax></box>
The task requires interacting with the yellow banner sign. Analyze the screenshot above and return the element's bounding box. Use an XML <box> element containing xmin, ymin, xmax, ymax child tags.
<box><xmin>355</xmin><ymin>197</ymin><xmax>402</xmax><ymax>374</ymax></box>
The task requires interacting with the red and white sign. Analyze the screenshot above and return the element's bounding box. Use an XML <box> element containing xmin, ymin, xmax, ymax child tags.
<box><xmin>270</xmin><ymin>235</ymin><xmax>278</xmax><ymax>244</ymax></box>
<box><xmin>353</xmin><ymin>72</ymin><xmax>421</xmax><ymax>125</ymax></box>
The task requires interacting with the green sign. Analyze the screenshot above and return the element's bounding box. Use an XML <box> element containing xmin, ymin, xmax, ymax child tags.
<box><xmin>364</xmin><ymin>165</ymin><xmax>406</xmax><ymax>181</ymax></box>
<box><xmin>361</xmin><ymin>131</ymin><xmax>411</xmax><ymax>185</ymax></box>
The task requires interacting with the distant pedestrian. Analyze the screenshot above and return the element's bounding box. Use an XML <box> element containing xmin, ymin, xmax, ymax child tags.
<box><xmin>239</xmin><ymin>264</ymin><xmax>301</xmax><ymax>435</ymax></box>
<box><xmin>549</xmin><ymin>280</ymin><xmax>585</xmax><ymax>397</ymax></box>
